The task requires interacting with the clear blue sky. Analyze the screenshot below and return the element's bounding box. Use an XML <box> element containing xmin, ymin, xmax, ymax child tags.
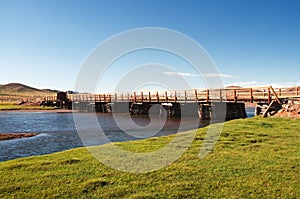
<box><xmin>0</xmin><ymin>0</ymin><xmax>299</xmax><ymax>91</ymax></box>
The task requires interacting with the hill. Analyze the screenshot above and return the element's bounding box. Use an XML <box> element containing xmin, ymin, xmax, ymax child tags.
<box><xmin>0</xmin><ymin>83</ymin><xmax>45</xmax><ymax>93</ymax></box>
<box><xmin>0</xmin><ymin>83</ymin><xmax>58</xmax><ymax>101</ymax></box>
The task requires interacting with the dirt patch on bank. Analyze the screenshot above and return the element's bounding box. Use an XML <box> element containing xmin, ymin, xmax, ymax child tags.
<box><xmin>274</xmin><ymin>99</ymin><xmax>300</xmax><ymax>118</ymax></box>
<box><xmin>0</xmin><ymin>133</ymin><xmax>38</xmax><ymax>141</ymax></box>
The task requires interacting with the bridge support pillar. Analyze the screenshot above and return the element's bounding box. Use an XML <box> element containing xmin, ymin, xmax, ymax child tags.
<box><xmin>199</xmin><ymin>102</ymin><xmax>247</xmax><ymax>120</ymax></box>
<box><xmin>111</xmin><ymin>102</ymin><xmax>131</xmax><ymax>113</ymax></box>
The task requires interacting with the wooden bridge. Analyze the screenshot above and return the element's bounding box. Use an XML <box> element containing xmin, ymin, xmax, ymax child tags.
<box><xmin>44</xmin><ymin>86</ymin><xmax>300</xmax><ymax>104</ymax></box>
<box><xmin>42</xmin><ymin>86</ymin><xmax>300</xmax><ymax>119</ymax></box>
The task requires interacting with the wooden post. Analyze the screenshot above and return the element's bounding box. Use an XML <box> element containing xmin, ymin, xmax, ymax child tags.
<box><xmin>206</xmin><ymin>89</ymin><xmax>209</xmax><ymax>103</ymax></box>
<box><xmin>220</xmin><ymin>89</ymin><xmax>223</xmax><ymax>102</ymax></box>
<box><xmin>233</xmin><ymin>89</ymin><xmax>237</xmax><ymax>103</ymax></box>
<box><xmin>195</xmin><ymin>90</ymin><xmax>198</xmax><ymax>102</ymax></box>
<box><xmin>103</xmin><ymin>94</ymin><xmax>106</xmax><ymax>102</ymax></box>
<box><xmin>141</xmin><ymin>92</ymin><xmax>143</xmax><ymax>102</ymax></box>
<box><xmin>174</xmin><ymin>91</ymin><xmax>177</xmax><ymax>103</ymax></box>
<box><xmin>268</xmin><ymin>87</ymin><xmax>271</xmax><ymax>104</ymax></box>
<box><xmin>250</xmin><ymin>88</ymin><xmax>253</xmax><ymax>103</ymax></box>
<box><xmin>115</xmin><ymin>93</ymin><xmax>117</xmax><ymax>102</ymax></box>
<box><xmin>278</xmin><ymin>88</ymin><xmax>282</xmax><ymax>97</ymax></box>
<box><xmin>156</xmin><ymin>91</ymin><xmax>159</xmax><ymax>102</ymax></box>
<box><xmin>297</xmin><ymin>87</ymin><xmax>299</xmax><ymax>96</ymax></box>
<box><xmin>134</xmin><ymin>92</ymin><xmax>137</xmax><ymax>103</ymax></box>
<box><xmin>108</xmin><ymin>94</ymin><xmax>111</xmax><ymax>103</ymax></box>
<box><xmin>148</xmin><ymin>92</ymin><xmax>151</xmax><ymax>102</ymax></box>
<box><xmin>184</xmin><ymin>91</ymin><xmax>187</xmax><ymax>102</ymax></box>
<box><xmin>127</xmin><ymin>92</ymin><xmax>130</xmax><ymax>101</ymax></box>
<box><xmin>165</xmin><ymin>91</ymin><xmax>168</xmax><ymax>102</ymax></box>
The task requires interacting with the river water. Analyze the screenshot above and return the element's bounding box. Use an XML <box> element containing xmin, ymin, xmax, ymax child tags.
<box><xmin>0</xmin><ymin>108</ymin><xmax>255</xmax><ymax>162</ymax></box>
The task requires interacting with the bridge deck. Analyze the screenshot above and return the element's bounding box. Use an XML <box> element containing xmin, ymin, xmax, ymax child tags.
<box><xmin>44</xmin><ymin>86</ymin><xmax>300</xmax><ymax>104</ymax></box>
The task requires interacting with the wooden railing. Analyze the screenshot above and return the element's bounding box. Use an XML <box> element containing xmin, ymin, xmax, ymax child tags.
<box><xmin>44</xmin><ymin>86</ymin><xmax>300</xmax><ymax>104</ymax></box>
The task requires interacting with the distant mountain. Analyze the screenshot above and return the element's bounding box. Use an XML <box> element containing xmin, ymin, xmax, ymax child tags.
<box><xmin>0</xmin><ymin>83</ymin><xmax>59</xmax><ymax>100</ymax></box>
<box><xmin>0</xmin><ymin>83</ymin><xmax>46</xmax><ymax>93</ymax></box>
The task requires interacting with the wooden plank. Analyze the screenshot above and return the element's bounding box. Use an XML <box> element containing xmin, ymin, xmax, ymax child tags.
<box><xmin>269</xmin><ymin>86</ymin><xmax>281</xmax><ymax>104</ymax></box>
<box><xmin>268</xmin><ymin>87</ymin><xmax>271</xmax><ymax>104</ymax></box>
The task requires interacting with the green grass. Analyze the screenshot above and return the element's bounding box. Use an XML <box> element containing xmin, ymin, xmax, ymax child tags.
<box><xmin>0</xmin><ymin>102</ymin><xmax>58</xmax><ymax>110</ymax></box>
<box><xmin>0</xmin><ymin>117</ymin><xmax>299</xmax><ymax>198</ymax></box>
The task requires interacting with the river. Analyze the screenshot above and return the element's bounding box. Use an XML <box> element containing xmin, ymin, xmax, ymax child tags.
<box><xmin>0</xmin><ymin>108</ymin><xmax>255</xmax><ymax>162</ymax></box>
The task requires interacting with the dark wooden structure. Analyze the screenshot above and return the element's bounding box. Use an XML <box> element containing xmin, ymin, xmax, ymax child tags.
<box><xmin>43</xmin><ymin>86</ymin><xmax>300</xmax><ymax>119</ymax></box>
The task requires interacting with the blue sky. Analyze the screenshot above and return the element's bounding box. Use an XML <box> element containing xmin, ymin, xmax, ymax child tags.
<box><xmin>0</xmin><ymin>0</ymin><xmax>299</xmax><ymax>91</ymax></box>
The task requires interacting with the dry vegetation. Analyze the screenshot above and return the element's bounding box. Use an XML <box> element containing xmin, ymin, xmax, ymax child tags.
<box><xmin>0</xmin><ymin>83</ymin><xmax>57</xmax><ymax>102</ymax></box>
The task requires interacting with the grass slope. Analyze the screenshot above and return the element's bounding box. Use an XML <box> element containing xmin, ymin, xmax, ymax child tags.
<box><xmin>0</xmin><ymin>117</ymin><xmax>299</xmax><ymax>198</ymax></box>
<box><xmin>0</xmin><ymin>83</ymin><xmax>56</xmax><ymax>100</ymax></box>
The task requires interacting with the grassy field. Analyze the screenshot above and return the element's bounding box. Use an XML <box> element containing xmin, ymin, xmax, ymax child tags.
<box><xmin>0</xmin><ymin>117</ymin><xmax>299</xmax><ymax>198</ymax></box>
<box><xmin>0</xmin><ymin>102</ymin><xmax>58</xmax><ymax>111</ymax></box>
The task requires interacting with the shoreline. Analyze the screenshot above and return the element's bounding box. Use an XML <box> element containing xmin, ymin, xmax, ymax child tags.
<box><xmin>0</xmin><ymin>109</ymin><xmax>76</xmax><ymax>113</ymax></box>
<box><xmin>0</xmin><ymin>133</ymin><xmax>38</xmax><ymax>141</ymax></box>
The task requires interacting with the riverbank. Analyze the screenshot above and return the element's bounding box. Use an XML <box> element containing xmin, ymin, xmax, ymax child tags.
<box><xmin>0</xmin><ymin>102</ymin><xmax>74</xmax><ymax>112</ymax></box>
<box><xmin>0</xmin><ymin>133</ymin><xmax>38</xmax><ymax>141</ymax></box>
<box><xmin>0</xmin><ymin>117</ymin><xmax>299</xmax><ymax>198</ymax></box>
<box><xmin>0</xmin><ymin>108</ymin><xmax>75</xmax><ymax>113</ymax></box>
